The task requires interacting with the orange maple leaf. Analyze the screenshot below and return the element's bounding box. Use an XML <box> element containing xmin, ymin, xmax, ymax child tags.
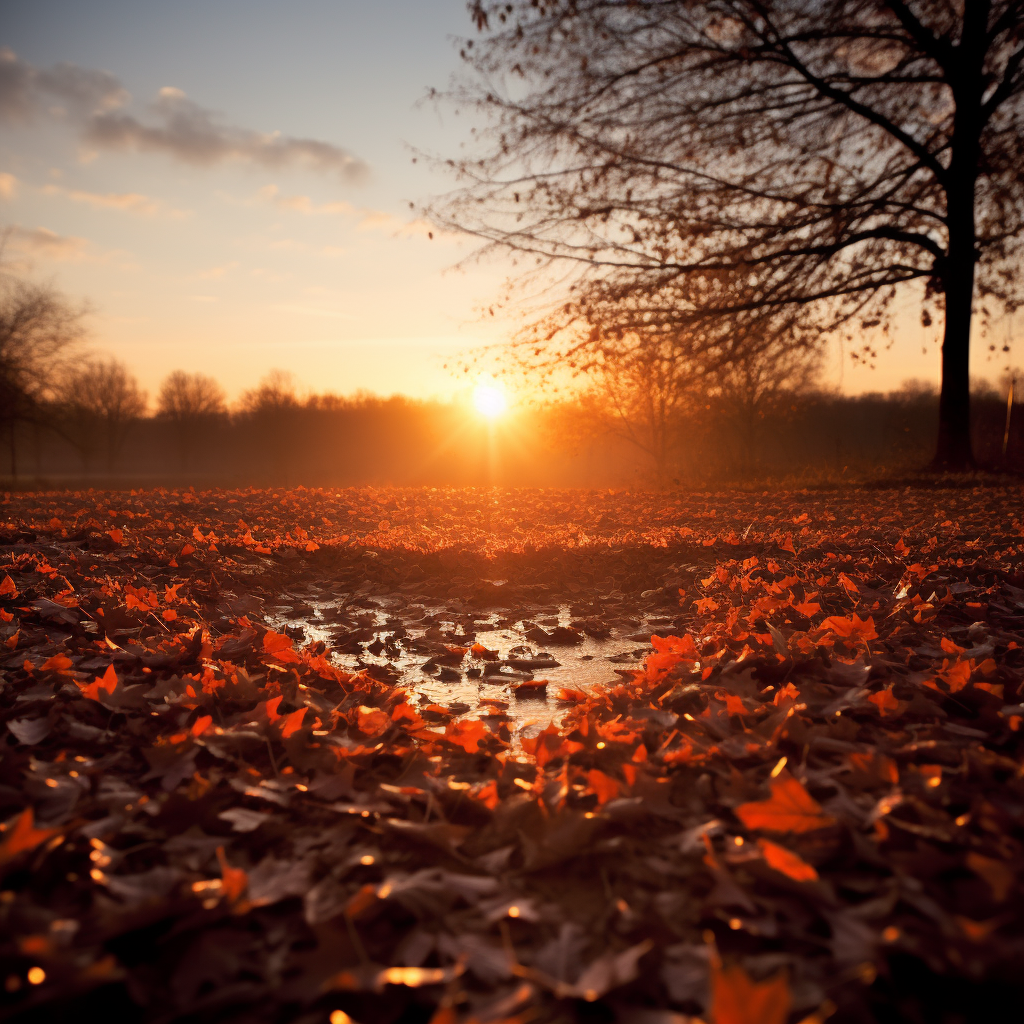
<box><xmin>0</xmin><ymin>574</ymin><xmax>18</xmax><ymax>598</ymax></box>
<box><xmin>586</xmin><ymin>768</ymin><xmax>621</xmax><ymax>805</ymax></box>
<box><xmin>356</xmin><ymin>705</ymin><xmax>389</xmax><ymax>736</ymax></box>
<box><xmin>280</xmin><ymin>707</ymin><xmax>307</xmax><ymax>739</ymax></box>
<box><xmin>556</xmin><ymin>686</ymin><xmax>588</xmax><ymax>702</ymax></box>
<box><xmin>819</xmin><ymin>614</ymin><xmax>877</xmax><ymax>642</ymax></box>
<box><xmin>757</xmin><ymin>838</ymin><xmax>819</xmax><ymax>882</ymax></box>
<box><xmin>722</xmin><ymin>693</ymin><xmax>749</xmax><ymax>717</ymax></box>
<box><xmin>940</xmin><ymin>659</ymin><xmax>972</xmax><ymax>692</ymax></box>
<box><xmin>735</xmin><ymin>773</ymin><xmax>836</xmax><ymax>834</ymax></box>
<box><xmin>262</xmin><ymin>630</ymin><xmax>300</xmax><ymax>663</ymax></box>
<box><xmin>0</xmin><ymin>808</ymin><xmax>61</xmax><ymax>868</ymax></box>
<box><xmin>773</xmin><ymin>682</ymin><xmax>800</xmax><ymax>706</ymax></box>
<box><xmin>650</xmin><ymin>633</ymin><xmax>700</xmax><ymax>659</ymax></box>
<box><xmin>473</xmin><ymin>779</ymin><xmax>500</xmax><ymax>810</ymax></box>
<box><xmin>257</xmin><ymin>695</ymin><xmax>283</xmax><ymax>723</ymax></box>
<box><xmin>711</xmin><ymin>960</ymin><xmax>791</xmax><ymax>1024</ymax></box>
<box><xmin>837</xmin><ymin>572</ymin><xmax>860</xmax><ymax>596</ymax></box>
<box><xmin>444</xmin><ymin>719</ymin><xmax>490</xmax><ymax>753</ymax></box>
<box><xmin>79</xmin><ymin>664</ymin><xmax>118</xmax><ymax>701</ymax></box>
<box><xmin>40</xmin><ymin>653</ymin><xmax>74</xmax><ymax>673</ymax></box>
<box><xmin>792</xmin><ymin>599</ymin><xmax>820</xmax><ymax>617</ymax></box>
<box><xmin>867</xmin><ymin>687</ymin><xmax>901</xmax><ymax>716</ymax></box>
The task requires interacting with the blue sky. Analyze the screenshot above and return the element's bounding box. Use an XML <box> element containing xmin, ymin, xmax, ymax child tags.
<box><xmin>1</xmin><ymin>0</ymin><xmax>1006</xmax><ymax>404</ymax></box>
<box><xmin>1</xmin><ymin>0</ymin><xmax>509</xmax><ymax>402</ymax></box>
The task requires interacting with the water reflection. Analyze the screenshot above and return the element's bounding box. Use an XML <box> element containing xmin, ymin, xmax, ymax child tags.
<box><xmin>267</xmin><ymin>595</ymin><xmax>662</xmax><ymax>743</ymax></box>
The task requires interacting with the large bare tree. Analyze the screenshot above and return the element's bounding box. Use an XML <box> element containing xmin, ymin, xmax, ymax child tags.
<box><xmin>0</xmin><ymin>275</ymin><xmax>85</xmax><ymax>477</ymax></box>
<box><xmin>436</xmin><ymin>0</ymin><xmax>1024</xmax><ymax>468</ymax></box>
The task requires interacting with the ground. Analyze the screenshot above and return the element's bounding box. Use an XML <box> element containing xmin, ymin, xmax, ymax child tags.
<box><xmin>1</xmin><ymin>486</ymin><xmax>1023</xmax><ymax>1024</ymax></box>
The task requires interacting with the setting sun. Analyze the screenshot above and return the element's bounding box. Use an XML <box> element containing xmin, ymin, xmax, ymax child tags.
<box><xmin>473</xmin><ymin>383</ymin><xmax>508</xmax><ymax>419</ymax></box>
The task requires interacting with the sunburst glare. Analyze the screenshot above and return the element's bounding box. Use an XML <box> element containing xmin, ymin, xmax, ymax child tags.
<box><xmin>473</xmin><ymin>382</ymin><xmax>508</xmax><ymax>419</ymax></box>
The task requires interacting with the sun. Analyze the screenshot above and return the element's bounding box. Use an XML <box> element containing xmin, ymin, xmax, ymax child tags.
<box><xmin>473</xmin><ymin>383</ymin><xmax>508</xmax><ymax>419</ymax></box>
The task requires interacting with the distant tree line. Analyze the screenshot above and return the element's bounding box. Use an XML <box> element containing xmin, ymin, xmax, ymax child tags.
<box><xmin>2</xmin><ymin>272</ymin><xmax>1020</xmax><ymax>488</ymax></box>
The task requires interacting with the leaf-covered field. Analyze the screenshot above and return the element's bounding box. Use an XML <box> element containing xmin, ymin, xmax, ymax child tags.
<box><xmin>1</xmin><ymin>486</ymin><xmax>1023</xmax><ymax>1024</ymax></box>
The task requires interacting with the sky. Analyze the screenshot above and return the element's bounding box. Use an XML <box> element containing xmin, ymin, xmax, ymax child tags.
<box><xmin>0</xmin><ymin>1</ymin><xmax>1014</xmax><ymax>406</ymax></box>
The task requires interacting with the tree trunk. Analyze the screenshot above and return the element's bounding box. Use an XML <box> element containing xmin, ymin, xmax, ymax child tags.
<box><xmin>932</xmin><ymin>7</ymin><xmax>985</xmax><ymax>472</ymax></box>
<box><xmin>933</xmin><ymin>248</ymin><xmax>975</xmax><ymax>470</ymax></box>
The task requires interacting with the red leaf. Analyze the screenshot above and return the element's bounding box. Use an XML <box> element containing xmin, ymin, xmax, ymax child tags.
<box><xmin>711</xmin><ymin>960</ymin><xmax>791</xmax><ymax>1024</ymax></box>
<box><xmin>444</xmin><ymin>719</ymin><xmax>489</xmax><ymax>753</ymax></box>
<box><xmin>280</xmin><ymin>707</ymin><xmax>307</xmax><ymax>739</ymax></box>
<box><xmin>586</xmin><ymin>769</ymin><xmax>620</xmax><ymax>805</ymax></box>
<box><xmin>191</xmin><ymin>715</ymin><xmax>213</xmax><ymax>736</ymax></box>
<box><xmin>79</xmin><ymin>664</ymin><xmax>118</xmax><ymax>701</ymax></box>
<box><xmin>867</xmin><ymin>687</ymin><xmax>901</xmax><ymax>716</ymax></box>
<box><xmin>757</xmin><ymin>838</ymin><xmax>819</xmax><ymax>881</ymax></box>
<box><xmin>818</xmin><ymin>614</ymin><xmax>877</xmax><ymax>641</ymax></box>
<box><xmin>356</xmin><ymin>705</ymin><xmax>389</xmax><ymax>736</ymax></box>
<box><xmin>40</xmin><ymin>653</ymin><xmax>74</xmax><ymax>673</ymax></box>
<box><xmin>735</xmin><ymin>773</ymin><xmax>836</xmax><ymax>834</ymax></box>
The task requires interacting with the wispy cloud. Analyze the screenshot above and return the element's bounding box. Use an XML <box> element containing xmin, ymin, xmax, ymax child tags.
<box><xmin>270</xmin><ymin>303</ymin><xmax>358</xmax><ymax>320</ymax></box>
<box><xmin>5</xmin><ymin>224</ymin><xmax>90</xmax><ymax>261</ymax></box>
<box><xmin>198</xmin><ymin>261</ymin><xmax>240</xmax><ymax>280</ymax></box>
<box><xmin>256</xmin><ymin>184</ymin><xmax>447</xmax><ymax>239</ymax></box>
<box><xmin>40</xmin><ymin>183</ymin><xmax>189</xmax><ymax>218</ymax></box>
<box><xmin>0</xmin><ymin>49</ymin><xmax>126</xmax><ymax>122</ymax></box>
<box><xmin>258</xmin><ymin>184</ymin><xmax>356</xmax><ymax>216</ymax></box>
<box><xmin>3</xmin><ymin>223</ymin><xmax>136</xmax><ymax>270</ymax></box>
<box><xmin>0</xmin><ymin>172</ymin><xmax>17</xmax><ymax>199</ymax></box>
<box><xmin>0</xmin><ymin>49</ymin><xmax>367</xmax><ymax>181</ymax></box>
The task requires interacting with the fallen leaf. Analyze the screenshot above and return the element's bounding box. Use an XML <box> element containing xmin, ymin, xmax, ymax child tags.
<box><xmin>735</xmin><ymin>774</ymin><xmax>836</xmax><ymax>834</ymax></box>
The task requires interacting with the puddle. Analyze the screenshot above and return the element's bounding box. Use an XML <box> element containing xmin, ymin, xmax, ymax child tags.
<box><xmin>266</xmin><ymin>590</ymin><xmax>669</xmax><ymax>742</ymax></box>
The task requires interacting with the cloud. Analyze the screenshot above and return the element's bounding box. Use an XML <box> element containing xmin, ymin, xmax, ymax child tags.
<box><xmin>198</xmin><ymin>261</ymin><xmax>240</xmax><ymax>280</ymax></box>
<box><xmin>0</xmin><ymin>50</ymin><xmax>366</xmax><ymax>181</ymax></box>
<box><xmin>257</xmin><ymin>184</ymin><xmax>356</xmax><ymax>216</ymax></box>
<box><xmin>5</xmin><ymin>224</ymin><xmax>90</xmax><ymax>261</ymax></box>
<box><xmin>40</xmin><ymin>183</ymin><xmax>188</xmax><ymax>218</ymax></box>
<box><xmin>0</xmin><ymin>171</ymin><xmax>16</xmax><ymax>199</ymax></box>
<box><xmin>257</xmin><ymin>184</ymin><xmax>449</xmax><ymax>239</ymax></box>
<box><xmin>3</xmin><ymin>224</ymin><xmax>135</xmax><ymax>269</ymax></box>
<box><xmin>270</xmin><ymin>303</ymin><xmax>358</xmax><ymax>319</ymax></box>
<box><xmin>0</xmin><ymin>48</ymin><xmax>127</xmax><ymax>122</ymax></box>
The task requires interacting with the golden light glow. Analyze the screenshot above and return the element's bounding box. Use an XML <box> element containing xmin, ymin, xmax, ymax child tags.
<box><xmin>473</xmin><ymin>383</ymin><xmax>507</xmax><ymax>419</ymax></box>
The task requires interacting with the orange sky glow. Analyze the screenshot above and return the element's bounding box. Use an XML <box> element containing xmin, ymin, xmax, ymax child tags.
<box><xmin>1</xmin><ymin>1</ymin><xmax>1015</xmax><ymax>408</ymax></box>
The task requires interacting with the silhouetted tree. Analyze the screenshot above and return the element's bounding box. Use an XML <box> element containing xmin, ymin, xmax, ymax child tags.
<box><xmin>711</xmin><ymin>342</ymin><xmax>823</xmax><ymax>472</ymax></box>
<box><xmin>56</xmin><ymin>359</ymin><xmax>147</xmax><ymax>472</ymax></box>
<box><xmin>236</xmin><ymin>370</ymin><xmax>303</xmax><ymax>483</ymax></box>
<box><xmin>157</xmin><ymin>370</ymin><xmax>226</xmax><ymax>470</ymax></box>
<box><xmin>439</xmin><ymin>1</ymin><xmax>1024</xmax><ymax>469</ymax></box>
<box><xmin>0</xmin><ymin>273</ymin><xmax>85</xmax><ymax>477</ymax></box>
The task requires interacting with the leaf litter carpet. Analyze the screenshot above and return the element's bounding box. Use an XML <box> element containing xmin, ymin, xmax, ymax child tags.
<box><xmin>1</xmin><ymin>486</ymin><xmax>1023</xmax><ymax>1024</ymax></box>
